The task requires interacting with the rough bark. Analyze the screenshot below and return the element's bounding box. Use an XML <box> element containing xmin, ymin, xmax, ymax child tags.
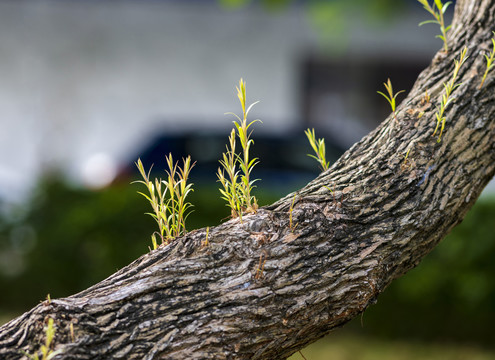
<box><xmin>1</xmin><ymin>1</ymin><xmax>495</xmax><ymax>358</ymax></box>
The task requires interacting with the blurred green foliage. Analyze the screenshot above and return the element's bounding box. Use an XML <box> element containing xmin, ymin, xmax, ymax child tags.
<box><xmin>219</xmin><ymin>0</ymin><xmax>291</xmax><ymax>11</ymax></box>
<box><xmin>218</xmin><ymin>0</ymin><xmax>406</xmax><ymax>49</ymax></box>
<box><xmin>353</xmin><ymin>195</ymin><xmax>495</xmax><ymax>347</ymax></box>
<box><xmin>0</xmin><ymin>176</ymin><xmax>281</xmax><ymax>318</ymax></box>
<box><xmin>0</xmin><ymin>178</ymin><xmax>149</xmax><ymax>315</ymax></box>
<box><xmin>288</xmin><ymin>333</ymin><xmax>495</xmax><ymax>360</ymax></box>
<box><xmin>0</xmin><ymin>177</ymin><xmax>494</xmax><ymax>349</ymax></box>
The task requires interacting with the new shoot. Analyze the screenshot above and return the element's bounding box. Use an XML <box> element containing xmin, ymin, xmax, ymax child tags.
<box><xmin>218</xmin><ymin>78</ymin><xmax>261</xmax><ymax>220</ymax></box>
<box><xmin>134</xmin><ymin>154</ymin><xmax>195</xmax><ymax>249</ymax></box>
<box><xmin>418</xmin><ymin>0</ymin><xmax>452</xmax><ymax>52</ymax></box>
<box><xmin>22</xmin><ymin>318</ymin><xmax>62</xmax><ymax>360</ymax></box>
<box><xmin>377</xmin><ymin>78</ymin><xmax>405</xmax><ymax>122</ymax></box>
<box><xmin>479</xmin><ymin>31</ymin><xmax>495</xmax><ymax>89</ymax></box>
<box><xmin>433</xmin><ymin>46</ymin><xmax>468</xmax><ymax>142</ymax></box>
<box><xmin>288</xmin><ymin>193</ymin><xmax>298</xmax><ymax>232</ymax></box>
<box><xmin>304</xmin><ymin>128</ymin><xmax>330</xmax><ymax>171</ymax></box>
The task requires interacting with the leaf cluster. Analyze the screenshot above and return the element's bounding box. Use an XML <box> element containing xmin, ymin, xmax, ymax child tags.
<box><xmin>134</xmin><ymin>154</ymin><xmax>195</xmax><ymax>249</ymax></box>
<box><xmin>418</xmin><ymin>0</ymin><xmax>452</xmax><ymax>52</ymax></box>
<box><xmin>479</xmin><ymin>31</ymin><xmax>495</xmax><ymax>89</ymax></box>
<box><xmin>218</xmin><ymin>78</ymin><xmax>261</xmax><ymax>221</ymax></box>
<box><xmin>433</xmin><ymin>46</ymin><xmax>468</xmax><ymax>142</ymax></box>
<box><xmin>304</xmin><ymin>128</ymin><xmax>330</xmax><ymax>172</ymax></box>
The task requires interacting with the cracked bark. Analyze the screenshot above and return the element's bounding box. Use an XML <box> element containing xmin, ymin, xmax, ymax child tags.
<box><xmin>1</xmin><ymin>0</ymin><xmax>495</xmax><ymax>358</ymax></box>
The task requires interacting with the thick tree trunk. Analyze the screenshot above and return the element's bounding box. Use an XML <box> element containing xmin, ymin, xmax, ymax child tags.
<box><xmin>1</xmin><ymin>1</ymin><xmax>495</xmax><ymax>358</ymax></box>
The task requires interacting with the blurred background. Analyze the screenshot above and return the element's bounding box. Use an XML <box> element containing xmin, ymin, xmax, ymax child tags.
<box><xmin>0</xmin><ymin>0</ymin><xmax>494</xmax><ymax>358</ymax></box>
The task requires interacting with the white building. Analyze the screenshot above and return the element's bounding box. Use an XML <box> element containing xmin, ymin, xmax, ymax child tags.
<box><xmin>3</xmin><ymin>0</ymin><xmax>485</xmax><ymax>204</ymax></box>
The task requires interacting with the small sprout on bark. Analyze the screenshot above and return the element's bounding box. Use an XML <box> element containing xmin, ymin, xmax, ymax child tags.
<box><xmin>21</xmin><ymin>318</ymin><xmax>62</xmax><ymax>360</ymax></box>
<box><xmin>305</xmin><ymin>128</ymin><xmax>330</xmax><ymax>171</ymax></box>
<box><xmin>134</xmin><ymin>155</ymin><xmax>196</xmax><ymax>248</ymax></box>
<box><xmin>417</xmin><ymin>0</ymin><xmax>452</xmax><ymax>52</ymax></box>
<box><xmin>377</xmin><ymin>78</ymin><xmax>405</xmax><ymax>123</ymax></box>
<box><xmin>432</xmin><ymin>46</ymin><xmax>468</xmax><ymax>142</ymax></box>
<box><xmin>70</xmin><ymin>322</ymin><xmax>75</xmax><ymax>343</ymax></box>
<box><xmin>479</xmin><ymin>31</ymin><xmax>495</xmax><ymax>89</ymax></box>
<box><xmin>401</xmin><ymin>147</ymin><xmax>414</xmax><ymax>171</ymax></box>
<box><xmin>288</xmin><ymin>194</ymin><xmax>298</xmax><ymax>233</ymax></box>
<box><xmin>202</xmin><ymin>227</ymin><xmax>210</xmax><ymax>247</ymax></box>
<box><xmin>404</xmin><ymin>148</ymin><xmax>411</xmax><ymax>164</ymax></box>
<box><xmin>421</xmin><ymin>89</ymin><xmax>431</xmax><ymax>105</ymax></box>
<box><xmin>218</xmin><ymin>78</ymin><xmax>261</xmax><ymax>221</ymax></box>
<box><xmin>254</xmin><ymin>252</ymin><xmax>267</xmax><ymax>280</ymax></box>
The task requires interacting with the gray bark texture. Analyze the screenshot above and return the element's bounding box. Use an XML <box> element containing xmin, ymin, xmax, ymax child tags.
<box><xmin>1</xmin><ymin>0</ymin><xmax>495</xmax><ymax>358</ymax></box>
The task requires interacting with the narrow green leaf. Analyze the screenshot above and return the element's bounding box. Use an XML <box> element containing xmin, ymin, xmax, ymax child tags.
<box><xmin>441</xmin><ymin>0</ymin><xmax>451</xmax><ymax>13</ymax></box>
<box><xmin>245</xmin><ymin>101</ymin><xmax>259</xmax><ymax>116</ymax></box>
<box><xmin>419</xmin><ymin>19</ymin><xmax>439</xmax><ymax>26</ymax></box>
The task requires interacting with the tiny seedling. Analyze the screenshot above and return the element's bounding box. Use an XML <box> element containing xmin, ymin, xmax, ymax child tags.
<box><xmin>69</xmin><ymin>322</ymin><xmax>75</xmax><ymax>342</ymax></box>
<box><xmin>377</xmin><ymin>78</ymin><xmax>405</xmax><ymax>123</ymax></box>
<box><xmin>134</xmin><ymin>154</ymin><xmax>195</xmax><ymax>248</ymax></box>
<box><xmin>401</xmin><ymin>147</ymin><xmax>414</xmax><ymax>171</ymax></box>
<box><xmin>304</xmin><ymin>128</ymin><xmax>330</xmax><ymax>171</ymax></box>
<box><xmin>22</xmin><ymin>318</ymin><xmax>62</xmax><ymax>360</ymax></box>
<box><xmin>218</xmin><ymin>78</ymin><xmax>261</xmax><ymax>220</ymax></box>
<box><xmin>421</xmin><ymin>89</ymin><xmax>431</xmax><ymax>105</ymax></box>
<box><xmin>479</xmin><ymin>31</ymin><xmax>495</xmax><ymax>89</ymax></box>
<box><xmin>254</xmin><ymin>252</ymin><xmax>267</xmax><ymax>280</ymax></box>
<box><xmin>417</xmin><ymin>0</ymin><xmax>452</xmax><ymax>52</ymax></box>
<box><xmin>202</xmin><ymin>226</ymin><xmax>210</xmax><ymax>247</ymax></box>
<box><xmin>433</xmin><ymin>46</ymin><xmax>468</xmax><ymax>142</ymax></box>
<box><xmin>404</xmin><ymin>148</ymin><xmax>411</xmax><ymax>164</ymax></box>
<box><xmin>288</xmin><ymin>193</ymin><xmax>298</xmax><ymax>232</ymax></box>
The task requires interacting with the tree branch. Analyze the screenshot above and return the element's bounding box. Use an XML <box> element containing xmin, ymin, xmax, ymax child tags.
<box><xmin>1</xmin><ymin>0</ymin><xmax>494</xmax><ymax>358</ymax></box>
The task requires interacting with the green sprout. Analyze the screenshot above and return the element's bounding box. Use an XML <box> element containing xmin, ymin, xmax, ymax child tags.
<box><xmin>201</xmin><ymin>226</ymin><xmax>210</xmax><ymax>247</ymax></box>
<box><xmin>22</xmin><ymin>318</ymin><xmax>62</xmax><ymax>360</ymax></box>
<box><xmin>418</xmin><ymin>0</ymin><xmax>452</xmax><ymax>52</ymax></box>
<box><xmin>218</xmin><ymin>129</ymin><xmax>242</xmax><ymax>219</ymax></box>
<box><xmin>304</xmin><ymin>128</ymin><xmax>330</xmax><ymax>171</ymax></box>
<box><xmin>288</xmin><ymin>193</ymin><xmax>298</xmax><ymax>233</ymax></box>
<box><xmin>479</xmin><ymin>31</ymin><xmax>495</xmax><ymax>89</ymax></box>
<box><xmin>377</xmin><ymin>78</ymin><xmax>405</xmax><ymax>123</ymax></box>
<box><xmin>404</xmin><ymin>147</ymin><xmax>411</xmax><ymax>164</ymax></box>
<box><xmin>218</xmin><ymin>78</ymin><xmax>261</xmax><ymax>221</ymax></box>
<box><xmin>134</xmin><ymin>154</ymin><xmax>195</xmax><ymax>249</ymax></box>
<box><xmin>433</xmin><ymin>46</ymin><xmax>468</xmax><ymax>142</ymax></box>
